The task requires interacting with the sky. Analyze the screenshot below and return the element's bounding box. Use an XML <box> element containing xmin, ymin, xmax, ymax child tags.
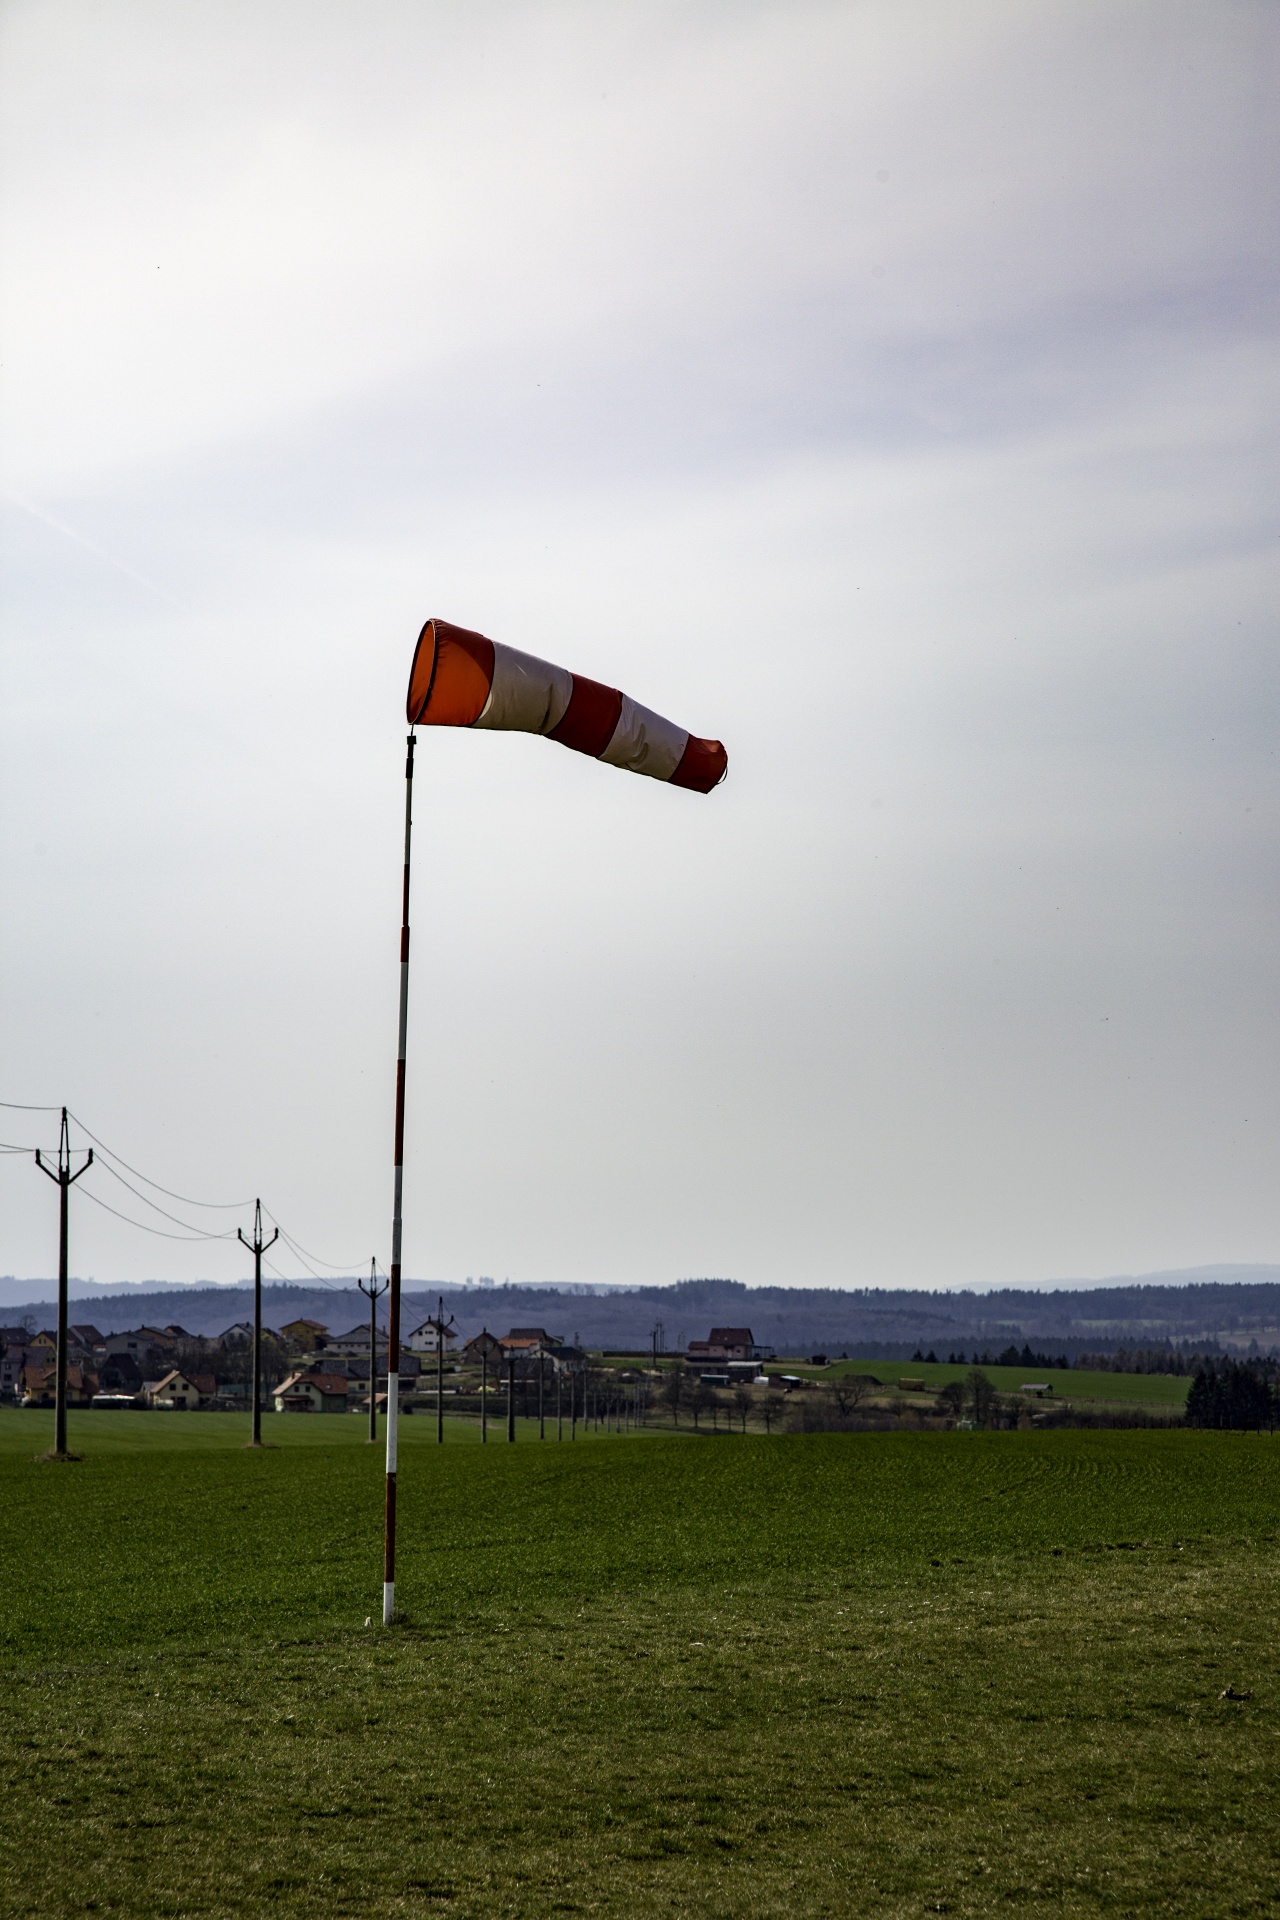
<box><xmin>0</xmin><ymin>0</ymin><xmax>1276</xmax><ymax>1293</ymax></box>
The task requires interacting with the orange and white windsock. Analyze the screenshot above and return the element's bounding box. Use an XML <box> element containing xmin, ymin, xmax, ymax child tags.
<box><xmin>406</xmin><ymin>619</ymin><xmax>727</xmax><ymax>793</ymax></box>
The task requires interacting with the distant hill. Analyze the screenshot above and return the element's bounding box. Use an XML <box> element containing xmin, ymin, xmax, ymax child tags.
<box><xmin>1</xmin><ymin>1267</ymin><xmax>1278</xmax><ymax>1357</ymax></box>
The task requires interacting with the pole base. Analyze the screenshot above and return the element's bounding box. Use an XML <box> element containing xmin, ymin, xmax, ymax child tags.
<box><xmin>382</xmin><ymin>1581</ymin><xmax>395</xmax><ymax>1626</ymax></box>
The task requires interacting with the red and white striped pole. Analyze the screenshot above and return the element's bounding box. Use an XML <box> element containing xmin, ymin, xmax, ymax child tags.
<box><xmin>384</xmin><ymin>728</ymin><xmax>416</xmax><ymax>1625</ymax></box>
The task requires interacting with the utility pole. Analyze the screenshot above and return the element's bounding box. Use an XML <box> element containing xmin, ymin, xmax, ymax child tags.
<box><xmin>651</xmin><ymin>1318</ymin><xmax>664</xmax><ymax>1364</ymax></box>
<box><xmin>556</xmin><ymin>1362</ymin><xmax>563</xmax><ymax>1441</ymax></box>
<box><xmin>426</xmin><ymin>1293</ymin><xmax>456</xmax><ymax>1444</ymax></box>
<box><xmin>237</xmin><ymin>1199</ymin><xmax>278</xmax><ymax>1447</ymax></box>
<box><xmin>35</xmin><ymin>1108</ymin><xmax>92</xmax><ymax>1459</ymax></box>
<box><xmin>357</xmin><ymin>1260</ymin><xmax>389</xmax><ymax>1443</ymax></box>
<box><xmin>538</xmin><ymin>1356</ymin><xmax>545</xmax><ymax>1440</ymax></box>
<box><xmin>506</xmin><ymin>1352</ymin><xmax>516</xmax><ymax>1442</ymax></box>
<box><xmin>481</xmin><ymin>1334</ymin><xmax>489</xmax><ymax>1442</ymax></box>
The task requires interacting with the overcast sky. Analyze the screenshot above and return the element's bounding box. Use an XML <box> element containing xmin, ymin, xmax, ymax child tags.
<box><xmin>1</xmin><ymin>0</ymin><xmax>1276</xmax><ymax>1292</ymax></box>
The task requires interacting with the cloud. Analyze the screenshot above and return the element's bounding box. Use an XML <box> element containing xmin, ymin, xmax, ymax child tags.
<box><xmin>0</xmin><ymin>0</ymin><xmax>1275</xmax><ymax>1289</ymax></box>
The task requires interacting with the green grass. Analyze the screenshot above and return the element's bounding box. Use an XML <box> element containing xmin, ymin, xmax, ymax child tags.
<box><xmin>782</xmin><ymin>1357</ymin><xmax>1192</xmax><ymax>1408</ymax></box>
<box><xmin>1</xmin><ymin>1414</ymin><xmax>1278</xmax><ymax>1916</ymax></box>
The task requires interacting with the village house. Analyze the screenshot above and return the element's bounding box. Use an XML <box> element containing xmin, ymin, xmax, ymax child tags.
<box><xmin>461</xmin><ymin>1330</ymin><xmax>505</xmax><ymax>1366</ymax></box>
<box><xmin>405</xmin><ymin>1318</ymin><xmax>458</xmax><ymax>1357</ymax></box>
<box><xmin>68</xmin><ymin>1324</ymin><xmax>105</xmax><ymax>1351</ymax></box>
<box><xmin>102</xmin><ymin>1326</ymin><xmax>179</xmax><ymax>1364</ymax></box>
<box><xmin>219</xmin><ymin>1322</ymin><xmax>255</xmax><ymax>1346</ymax></box>
<box><xmin>21</xmin><ymin>1362</ymin><xmax>99</xmax><ymax>1406</ymax></box>
<box><xmin>147</xmin><ymin>1369</ymin><xmax>216</xmax><ymax>1411</ymax></box>
<box><xmin>324</xmin><ymin>1323</ymin><xmax>388</xmax><ymax>1358</ymax></box>
<box><xmin>500</xmin><ymin>1327</ymin><xmax>562</xmax><ymax>1358</ymax></box>
<box><xmin>1</xmin><ymin>1345</ymin><xmax>28</xmax><ymax>1400</ymax></box>
<box><xmin>273</xmin><ymin>1371</ymin><xmax>350</xmax><ymax>1414</ymax></box>
<box><xmin>98</xmin><ymin>1352</ymin><xmax>144</xmax><ymax>1394</ymax></box>
<box><xmin>687</xmin><ymin>1327</ymin><xmax>774</xmax><ymax>1364</ymax></box>
<box><xmin>280</xmin><ymin>1318</ymin><xmax>329</xmax><ymax>1351</ymax></box>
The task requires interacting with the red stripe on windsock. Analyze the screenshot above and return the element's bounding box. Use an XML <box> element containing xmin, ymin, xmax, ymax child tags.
<box><xmin>670</xmin><ymin>734</ymin><xmax>728</xmax><ymax>793</ymax></box>
<box><xmin>547</xmin><ymin>675</ymin><xmax>625</xmax><ymax>758</ymax></box>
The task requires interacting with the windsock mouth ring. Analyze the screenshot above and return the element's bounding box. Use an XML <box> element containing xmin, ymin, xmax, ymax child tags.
<box><xmin>406</xmin><ymin>620</ymin><xmax>438</xmax><ymax>725</ymax></box>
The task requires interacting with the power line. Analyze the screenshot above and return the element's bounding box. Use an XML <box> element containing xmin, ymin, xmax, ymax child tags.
<box><xmin>92</xmin><ymin>1155</ymin><xmax>243</xmax><ymax>1238</ymax></box>
<box><xmin>66</xmin><ymin>1112</ymin><xmax>251</xmax><ymax>1208</ymax></box>
<box><xmin>260</xmin><ymin>1207</ymin><xmax>369</xmax><ymax>1271</ymax></box>
<box><xmin>11</xmin><ymin>1106</ymin><xmax>372</xmax><ymax>1282</ymax></box>
<box><xmin>76</xmin><ymin>1185</ymin><xmax>235</xmax><ymax>1242</ymax></box>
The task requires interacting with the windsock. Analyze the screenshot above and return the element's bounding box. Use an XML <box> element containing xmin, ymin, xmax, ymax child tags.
<box><xmin>406</xmin><ymin>619</ymin><xmax>727</xmax><ymax>793</ymax></box>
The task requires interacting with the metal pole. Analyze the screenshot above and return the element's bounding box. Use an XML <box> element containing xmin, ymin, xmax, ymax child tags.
<box><xmin>507</xmin><ymin>1354</ymin><xmax>516</xmax><ymax>1442</ymax></box>
<box><xmin>538</xmin><ymin>1358</ymin><xmax>545</xmax><ymax>1440</ymax></box>
<box><xmin>556</xmin><ymin>1364</ymin><xmax>562</xmax><ymax>1441</ymax></box>
<box><xmin>384</xmin><ymin>730</ymin><xmax>416</xmax><ymax>1626</ymax></box>
<box><xmin>36</xmin><ymin>1109</ymin><xmax>91</xmax><ymax>1459</ymax></box>
<box><xmin>238</xmin><ymin>1201</ymin><xmax>278</xmax><ymax>1447</ymax></box>
<box><xmin>481</xmin><ymin>1340</ymin><xmax>488</xmax><ymax>1442</ymax></box>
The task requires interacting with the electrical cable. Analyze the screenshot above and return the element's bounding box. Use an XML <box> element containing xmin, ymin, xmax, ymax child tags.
<box><xmin>12</xmin><ymin>1107</ymin><xmax>372</xmax><ymax>1280</ymax></box>
<box><xmin>77</xmin><ymin>1185</ymin><xmax>236</xmax><ymax>1242</ymax></box>
<box><xmin>91</xmin><ymin>1156</ymin><xmax>241</xmax><ymax>1239</ymax></box>
<box><xmin>259</xmin><ymin>1207</ymin><xmax>369</xmax><ymax>1272</ymax></box>
<box><xmin>66</xmin><ymin>1111</ymin><xmax>251</xmax><ymax>1209</ymax></box>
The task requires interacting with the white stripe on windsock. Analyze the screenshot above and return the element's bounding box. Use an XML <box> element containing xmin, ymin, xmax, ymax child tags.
<box><xmin>598</xmin><ymin>694</ymin><xmax>689</xmax><ymax>781</ymax></box>
<box><xmin>474</xmin><ymin>642</ymin><xmax>573</xmax><ymax>735</ymax></box>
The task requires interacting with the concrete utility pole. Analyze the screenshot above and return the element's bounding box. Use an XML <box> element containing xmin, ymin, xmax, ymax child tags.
<box><xmin>426</xmin><ymin>1294</ymin><xmax>456</xmax><ymax>1444</ymax></box>
<box><xmin>35</xmin><ymin>1108</ymin><xmax>92</xmax><ymax>1459</ymax></box>
<box><xmin>237</xmin><ymin>1199</ymin><xmax>279</xmax><ymax>1447</ymax></box>
<box><xmin>357</xmin><ymin>1260</ymin><xmax>389</xmax><ymax>1442</ymax></box>
<box><xmin>481</xmin><ymin>1334</ymin><xmax>489</xmax><ymax>1442</ymax></box>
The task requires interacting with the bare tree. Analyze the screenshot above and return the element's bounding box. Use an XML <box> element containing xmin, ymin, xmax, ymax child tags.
<box><xmin>966</xmin><ymin>1367</ymin><xmax>997</xmax><ymax>1426</ymax></box>
<box><xmin>659</xmin><ymin>1363</ymin><xmax>684</xmax><ymax>1427</ymax></box>
<box><xmin>687</xmin><ymin>1376</ymin><xmax>716</xmax><ymax>1430</ymax></box>
<box><xmin>732</xmin><ymin>1385</ymin><xmax>754</xmax><ymax>1433</ymax></box>
<box><xmin>831</xmin><ymin>1375</ymin><xmax>872</xmax><ymax>1419</ymax></box>
<box><xmin>938</xmin><ymin>1380</ymin><xmax>965</xmax><ymax>1421</ymax></box>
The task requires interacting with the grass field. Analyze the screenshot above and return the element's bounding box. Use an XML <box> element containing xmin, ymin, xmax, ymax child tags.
<box><xmin>1</xmin><ymin>1411</ymin><xmax>1277</xmax><ymax>1916</ymax></box>
<box><xmin>776</xmin><ymin>1357</ymin><xmax>1192</xmax><ymax>1409</ymax></box>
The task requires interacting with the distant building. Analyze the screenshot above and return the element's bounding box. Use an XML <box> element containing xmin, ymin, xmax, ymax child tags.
<box><xmin>499</xmin><ymin>1330</ymin><xmax>560</xmax><ymax>1361</ymax></box>
<box><xmin>325</xmin><ymin>1324</ymin><xmax>388</xmax><ymax>1358</ymax></box>
<box><xmin>462</xmin><ymin>1330</ymin><xmax>505</xmax><ymax>1365</ymax></box>
<box><xmin>20</xmin><ymin>1362</ymin><xmax>99</xmax><ymax>1406</ymax></box>
<box><xmin>68</xmin><ymin>1324</ymin><xmax>105</xmax><ymax>1350</ymax></box>
<box><xmin>687</xmin><ymin>1328</ymin><xmax>774</xmax><ymax>1363</ymax></box>
<box><xmin>405</xmin><ymin>1319</ymin><xmax>459</xmax><ymax>1357</ymax></box>
<box><xmin>1</xmin><ymin>1345</ymin><xmax>28</xmax><ymax>1400</ymax></box>
<box><xmin>98</xmin><ymin>1353</ymin><xmax>144</xmax><ymax>1393</ymax></box>
<box><xmin>102</xmin><ymin>1330</ymin><xmax>161</xmax><ymax>1362</ymax></box>
<box><xmin>506</xmin><ymin>1326</ymin><xmax>562</xmax><ymax>1351</ymax></box>
<box><xmin>273</xmin><ymin>1371</ymin><xmax>351</xmax><ymax>1414</ymax></box>
<box><xmin>219</xmin><ymin>1322</ymin><xmax>255</xmax><ymax>1346</ymax></box>
<box><xmin>148</xmin><ymin>1369</ymin><xmax>215</xmax><ymax>1410</ymax></box>
<box><xmin>280</xmin><ymin>1318</ymin><xmax>329</xmax><ymax>1351</ymax></box>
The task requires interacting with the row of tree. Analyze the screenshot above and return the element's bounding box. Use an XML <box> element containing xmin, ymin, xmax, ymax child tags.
<box><xmin>1185</xmin><ymin>1359</ymin><xmax>1279</xmax><ymax>1431</ymax></box>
